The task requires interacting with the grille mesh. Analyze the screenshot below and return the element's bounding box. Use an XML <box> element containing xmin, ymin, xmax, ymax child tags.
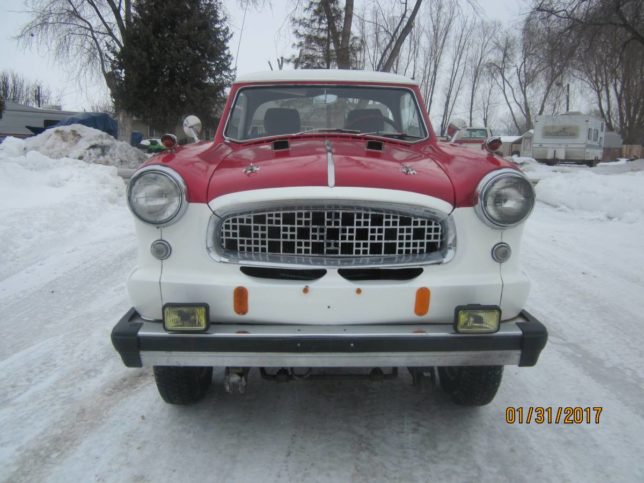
<box><xmin>219</xmin><ymin>207</ymin><xmax>442</xmax><ymax>260</ymax></box>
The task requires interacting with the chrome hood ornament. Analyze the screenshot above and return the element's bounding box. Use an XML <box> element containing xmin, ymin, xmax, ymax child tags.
<box><xmin>401</xmin><ymin>164</ymin><xmax>416</xmax><ymax>175</ymax></box>
<box><xmin>244</xmin><ymin>163</ymin><xmax>260</xmax><ymax>176</ymax></box>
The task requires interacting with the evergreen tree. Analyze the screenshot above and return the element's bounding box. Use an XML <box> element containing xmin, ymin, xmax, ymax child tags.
<box><xmin>290</xmin><ymin>0</ymin><xmax>362</xmax><ymax>69</ymax></box>
<box><xmin>112</xmin><ymin>0</ymin><xmax>233</xmax><ymax>132</ymax></box>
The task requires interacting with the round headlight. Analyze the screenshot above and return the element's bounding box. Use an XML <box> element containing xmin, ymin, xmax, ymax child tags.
<box><xmin>476</xmin><ymin>169</ymin><xmax>535</xmax><ymax>228</ymax></box>
<box><xmin>127</xmin><ymin>166</ymin><xmax>186</xmax><ymax>226</ymax></box>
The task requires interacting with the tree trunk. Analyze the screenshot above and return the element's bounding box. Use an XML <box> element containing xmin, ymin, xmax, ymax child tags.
<box><xmin>117</xmin><ymin>110</ymin><xmax>134</xmax><ymax>143</ymax></box>
<box><xmin>380</xmin><ymin>0</ymin><xmax>423</xmax><ymax>72</ymax></box>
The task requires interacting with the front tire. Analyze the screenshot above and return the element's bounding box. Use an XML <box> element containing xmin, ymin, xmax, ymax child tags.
<box><xmin>153</xmin><ymin>366</ymin><xmax>213</xmax><ymax>405</ymax></box>
<box><xmin>438</xmin><ymin>366</ymin><xmax>503</xmax><ymax>406</ymax></box>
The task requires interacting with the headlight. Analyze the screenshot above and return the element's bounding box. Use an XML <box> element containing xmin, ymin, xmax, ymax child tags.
<box><xmin>475</xmin><ymin>169</ymin><xmax>535</xmax><ymax>228</ymax></box>
<box><xmin>127</xmin><ymin>166</ymin><xmax>187</xmax><ymax>226</ymax></box>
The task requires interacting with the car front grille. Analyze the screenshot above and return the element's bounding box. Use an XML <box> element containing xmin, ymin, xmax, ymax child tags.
<box><xmin>215</xmin><ymin>205</ymin><xmax>449</xmax><ymax>266</ymax></box>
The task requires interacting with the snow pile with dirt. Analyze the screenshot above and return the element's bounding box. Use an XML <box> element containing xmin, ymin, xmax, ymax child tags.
<box><xmin>1</xmin><ymin>124</ymin><xmax>146</xmax><ymax>168</ymax></box>
<box><xmin>0</xmin><ymin>141</ymin><xmax>130</xmax><ymax>280</ymax></box>
<box><xmin>1</xmin><ymin>143</ymin><xmax>644</xmax><ymax>482</ymax></box>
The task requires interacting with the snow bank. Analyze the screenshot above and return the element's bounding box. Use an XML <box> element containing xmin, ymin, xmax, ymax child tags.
<box><xmin>536</xmin><ymin>169</ymin><xmax>644</xmax><ymax>222</ymax></box>
<box><xmin>0</xmin><ymin>146</ymin><xmax>130</xmax><ymax>280</ymax></box>
<box><xmin>2</xmin><ymin>124</ymin><xmax>147</xmax><ymax>169</ymax></box>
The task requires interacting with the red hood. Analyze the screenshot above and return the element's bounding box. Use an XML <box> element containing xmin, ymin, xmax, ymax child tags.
<box><xmin>205</xmin><ymin>137</ymin><xmax>455</xmax><ymax>205</ymax></box>
<box><xmin>144</xmin><ymin>137</ymin><xmax>517</xmax><ymax>208</ymax></box>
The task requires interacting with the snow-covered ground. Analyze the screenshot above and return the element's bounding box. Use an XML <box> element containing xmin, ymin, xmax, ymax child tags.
<box><xmin>1</xmin><ymin>140</ymin><xmax>643</xmax><ymax>482</ymax></box>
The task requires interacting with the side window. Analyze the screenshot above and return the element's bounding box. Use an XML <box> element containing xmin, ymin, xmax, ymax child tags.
<box><xmin>588</xmin><ymin>128</ymin><xmax>592</xmax><ymax>141</ymax></box>
<box><xmin>226</xmin><ymin>92</ymin><xmax>247</xmax><ymax>139</ymax></box>
<box><xmin>593</xmin><ymin>129</ymin><xmax>598</xmax><ymax>141</ymax></box>
<box><xmin>399</xmin><ymin>93</ymin><xmax>424</xmax><ymax>137</ymax></box>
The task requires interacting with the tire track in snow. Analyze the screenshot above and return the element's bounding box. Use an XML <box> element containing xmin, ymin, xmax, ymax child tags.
<box><xmin>5</xmin><ymin>370</ymin><xmax>151</xmax><ymax>483</ymax></box>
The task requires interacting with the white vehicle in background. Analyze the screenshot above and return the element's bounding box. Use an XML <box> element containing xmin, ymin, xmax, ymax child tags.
<box><xmin>450</xmin><ymin>127</ymin><xmax>493</xmax><ymax>150</ymax></box>
<box><xmin>532</xmin><ymin>113</ymin><xmax>604</xmax><ymax>167</ymax></box>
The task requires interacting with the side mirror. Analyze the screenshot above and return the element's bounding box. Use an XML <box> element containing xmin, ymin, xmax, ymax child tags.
<box><xmin>183</xmin><ymin>115</ymin><xmax>202</xmax><ymax>142</ymax></box>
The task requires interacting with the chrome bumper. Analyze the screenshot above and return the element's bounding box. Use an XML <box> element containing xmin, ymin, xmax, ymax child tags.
<box><xmin>111</xmin><ymin>309</ymin><xmax>547</xmax><ymax>368</ymax></box>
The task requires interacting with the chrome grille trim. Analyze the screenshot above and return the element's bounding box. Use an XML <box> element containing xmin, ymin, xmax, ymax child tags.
<box><xmin>208</xmin><ymin>202</ymin><xmax>455</xmax><ymax>267</ymax></box>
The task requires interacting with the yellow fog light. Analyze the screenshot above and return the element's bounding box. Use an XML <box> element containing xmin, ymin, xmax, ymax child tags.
<box><xmin>163</xmin><ymin>304</ymin><xmax>209</xmax><ymax>332</ymax></box>
<box><xmin>454</xmin><ymin>305</ymin><xmax>501</xmax><ymax>334</ymax></box>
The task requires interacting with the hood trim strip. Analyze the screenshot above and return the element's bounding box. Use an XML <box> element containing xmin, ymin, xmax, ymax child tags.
<box><xmin>325</xmin><ymin>140</ymin><xmax>335</xmax><ymax>188</ymax></box>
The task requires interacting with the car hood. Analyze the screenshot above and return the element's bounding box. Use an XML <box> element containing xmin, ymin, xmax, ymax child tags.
<box><xmin>205</xmin><ymin>137</ymin><xmax>455</xmax><ymax>206</ymax></box>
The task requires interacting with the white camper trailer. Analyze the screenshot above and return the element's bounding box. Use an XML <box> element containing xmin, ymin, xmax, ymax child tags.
<box><xmin>532</xmin><ymin>113</ymin><xmax>605</xmax><ymax>167</ymax></box>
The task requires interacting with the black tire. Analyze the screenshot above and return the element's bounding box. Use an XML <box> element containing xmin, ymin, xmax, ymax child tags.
<box><xmin>438</xmin><ymin>366</ymin><xmax>503</xmax><ymax>406</ymax></box>
<box><xmin>153</xmin><ymin>366</ymin><xmax>213</xmax><ymax>405</ymax></box>
<box><xmin>587</xmin><ymin>158</ymin><xmax>599</xmax><ymax>167</ymax></box>
<box><xmin>545</xmin><ymin>159</ymin><xmax>558</xmax><ymax>166</ymax></box>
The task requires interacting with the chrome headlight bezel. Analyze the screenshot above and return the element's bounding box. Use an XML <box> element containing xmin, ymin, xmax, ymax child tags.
<box><xmin>127</xmin><ymin>165</ymin><xmax>187</xmax><ymax>226</ymax></box>
<box><xmin>475</xmin><ymin>169</ymin><xmax>535</xmax><ymax>229</ymax></box>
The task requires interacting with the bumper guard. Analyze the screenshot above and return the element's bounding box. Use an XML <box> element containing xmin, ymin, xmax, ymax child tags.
<box><xmin>111</xmin><ymin>309</ymin><xmax>547</xmax><ymax>368</ymax></box>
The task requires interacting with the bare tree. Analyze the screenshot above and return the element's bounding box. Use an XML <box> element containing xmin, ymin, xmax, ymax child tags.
<box><xmin>476</xmin><ymin>67</ymin><xmax>496</xmax><ymax>128</ymax></box>
<box><xmin>534</xmin><ymin>0</ymin><xmax>644</xmax><ymax>47</ymax></box>
<box><xmin>375</xmin><ymin>0</ymin><xmax>423</xmax><ymax>72</ymax></box>
<box><xmin>356</xmin><ymin>0</ymin><xmax>425</xmax><ymax>75</ymax></box>
<box><xmin>533</xmin><ymin>0</ymin><xmax>644</xmax><ymax>143</ymax></box>
<box><xmin>90</xmin><ymin>98</ymin><xmax>116</xmax><ymax>115</ymax></box>
<box><xmin>571</xmin><ymin>19</ymin><xmax>644</xmax><ymax>142</ymax></box>
<box><xmin>439</xmin><ymin>17</ymin><xmax>472</xmax><ymax>136</ymax></box>
<box><xmin>488</xmin><ymin>13</ymin><xmax>573</xmax><ymax>133</ymax></box>
<box><xmin>267</xmin><ymin>57</ymin><xmax>286</xmax><ymax>71</ymax></box>
<box><xmin>464</xmin><ymin>20</ymin><xmax>495</xmax><ymax>126</ymax></box>
<box><xmin>322</xmin><ymin>0</ymin><xmax>423</xmax><ymax>71</ymax></box>
<box><xmin>0</xmin><ymin>70</ymin><xmax>57</xmax><ymax>108</ymax></box>
<box><xmin>320</xmin><ymin>0</ymin><xmax>356</xmax><ymax>68</ymax></box>
<box><xmin>19</xmin><ymin>0</ymin><xmax>132</xmax><ymax>137</ymax></box>
<box><xmin>417</xmin><ymin>0</ymin><xmax>456</xmax><ymax>114</ymax></box>
<box><xmin>19</xmin><ymin>1</ymin><xmax>131</xmax><ymax>91</ymax></box>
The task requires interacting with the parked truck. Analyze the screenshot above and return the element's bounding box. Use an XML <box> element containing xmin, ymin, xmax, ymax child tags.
<box><xmin>532</xmin><ymin>113</ymin><xmax>604</xmax><ymax>167</ymax></box>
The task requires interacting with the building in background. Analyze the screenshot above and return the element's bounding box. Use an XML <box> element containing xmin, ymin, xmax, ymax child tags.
<box><xmin>532</xmin><ymin>113</ymin><xmax>604</xmax><ymax>167</ymax></box>
<box><xmin>0</xmin><ymin>101</ymin><xmax>119</xmax><ymax>140</ymax></box>
<box><xmin>0</xmin><ymin>101</ymin><xmax>79</xmax><ymax>138</ymax></box>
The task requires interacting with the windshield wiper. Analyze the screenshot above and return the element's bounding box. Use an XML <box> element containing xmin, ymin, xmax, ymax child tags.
<box><xmin>361</xmin><ymin>131</ymin><xmax>421</xmax><ymax>140</ymax></box>
<box><xmin>294</xmin><ymin>128</ymin><xmax>361</xmax><ymax>135</ymax></box>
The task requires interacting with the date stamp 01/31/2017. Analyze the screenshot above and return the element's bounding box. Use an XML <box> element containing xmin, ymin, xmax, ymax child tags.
<box><xmin>505</xmin><ymin>407</ymin><xmax>603</xmax><ymax>425</ymax></box>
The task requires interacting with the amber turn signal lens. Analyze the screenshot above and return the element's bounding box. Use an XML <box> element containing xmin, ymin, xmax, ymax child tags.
<box><xmin>233</xmin><ymin>286</ymin><xmax>248</xmax><ymax>315</ymax></box>
<box><xmin>414</xmin><ymin>287</ymin><xmax>431</xmax><ymax>316</ymax></box>
<box><xmin>161</xmin><ymin>133</ymin><xmax>177</xmax><ymax>149</ymax></box>
<box><xmin>163</xmin><ymin>304</ymin><xmax>209</xmax><ymax>332</ymax></box>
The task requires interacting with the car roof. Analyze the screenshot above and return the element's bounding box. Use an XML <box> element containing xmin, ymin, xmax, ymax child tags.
<box><xmin>234</xmin><ymin>69</ymin><xmax>419</xmax><ymax>86</ymax></box>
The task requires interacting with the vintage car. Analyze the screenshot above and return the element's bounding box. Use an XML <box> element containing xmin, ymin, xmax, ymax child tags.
<box><xmin>451</xmin><ymin>127</ymin><xmax>494</xmax><ymax>150</ymax></box>
<box><xmin>112</xmin><ymin>70</ymin><xmax>547</xmax><ymax>406</ymax></box>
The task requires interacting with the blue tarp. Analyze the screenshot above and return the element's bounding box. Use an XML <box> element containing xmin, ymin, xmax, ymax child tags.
<box><xmin>52</xmin><ymin>112</ymin><xmax>118</xmax><ymax>138</ymax></box>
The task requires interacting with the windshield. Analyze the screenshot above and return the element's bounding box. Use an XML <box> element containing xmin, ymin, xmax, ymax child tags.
<box><xmin>455</xmin><ymin>128</ymin><xmax>488</xmax><ymax>139</ymax></box>
<box><xmin>542</xmin><ymin>125</ymin><xmax>580</xmax><ymax>138</ymax></box>
<box><xmin>224</xmin><ymin>85</ymin><xmax>427</xmax><ymax>141</ymax></box>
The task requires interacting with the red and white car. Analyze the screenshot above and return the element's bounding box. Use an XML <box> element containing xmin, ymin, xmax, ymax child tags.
<box><xmin>112</xmin><ymin>70</ymin><xmax>547</xmax><ymax>406</ymax></box>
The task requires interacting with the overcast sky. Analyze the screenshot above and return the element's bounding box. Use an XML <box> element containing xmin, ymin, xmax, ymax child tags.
<box><xmin>0</xmin><ymin>0</ymin><xmax>526</xmax><ymax>112</ymax></box>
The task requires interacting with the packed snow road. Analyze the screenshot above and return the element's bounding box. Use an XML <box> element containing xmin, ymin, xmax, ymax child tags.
<box><xmin>0</xmin><ymin>146</ymin><xmax>643</xmax><ymax>482</ymax></box>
